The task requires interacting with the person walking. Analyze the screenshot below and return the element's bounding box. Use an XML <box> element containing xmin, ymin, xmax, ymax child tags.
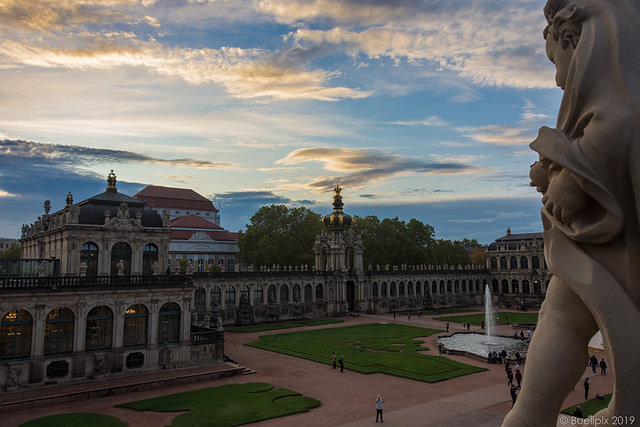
<box><xmin>339</xmin><ymin>355</ymin><xmax>344</xmax><ymax>373</ymax></box>
<box><xmin>510</xmin><ymin>384</ymin><xmax>518</xmax><ymax>407</ymax></box>
<box><xmin>332</xmin><ymin>352</ymin><xmax>336</xmax><ymax>370</ymax></box>
<box><xmin>375</xmin><ymin>395</ymin><xmax>384</xmax><ymax>423</ymax></box>
<box><xmin>507</xmin><ymin>367</ymin><xmax>514</xmax><ymax>386</ymax></box>
<box><xmin>600</xmin><ymin>358</ymin><xmax>607</xmax><ymax>375</ymax></box>
<box><xmin>515</xmin><ymin>369</ymin><xmax>522</xmax><ymax>388</ymax></box>
<box><xmin>446</xmin><ymin>322</ymin><xmax>450</xmax><ymax>333</ymax></box>
<box><xmin>584</xmin><ymin>377</ymin><xmax>590</xmax><ymax>399</ymax></box>
<box><xmin>590</xmin><ymin>355</ymin><xmax>598</xmax><ymax>373</ymax></box>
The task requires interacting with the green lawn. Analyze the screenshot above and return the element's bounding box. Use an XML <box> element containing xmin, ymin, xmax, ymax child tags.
<box><xmin>247</xmin><ymin>323</ymin><xmax>485</xmax><ymax>382</ymax></box>
<box><xmin>20</xmin><ymin>413</ymin><xmax>126</xmax><ymax>427</ymax></box>
<box><xmin>227</xmin><ymin>319</ymin><xmax>343</xmax><ymax>333</ymax></box>
<box><xmin>438</xmin><ymin>312</ymin><xmax>538</xmax><ymax>326</ymax></box>
<box><xmin>116</xmin><ymin>382</ymin><xmax>320</xmax><ymax>427</ymax></box>
<box><xmin>562</xmin><ymin>393</ymin><xmax>612</xmax><ymax>417</ymax></box>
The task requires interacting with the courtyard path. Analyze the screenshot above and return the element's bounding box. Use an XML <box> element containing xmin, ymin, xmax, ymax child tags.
<box><xmin>2</xmin><ymin>308</ymin><xmax>613</xmax><ymax>427</ymax></box>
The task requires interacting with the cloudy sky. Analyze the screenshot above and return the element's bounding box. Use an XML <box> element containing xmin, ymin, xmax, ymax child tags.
<box><xmin>0</xmin><ymin>0</ymin><xmax>561</xmax><ymax>244</ymax></box>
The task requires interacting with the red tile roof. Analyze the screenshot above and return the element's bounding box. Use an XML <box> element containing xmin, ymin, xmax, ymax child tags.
<box><xmin>134</xmin><ymin>185</ymin><xmax>218</xmax><ymax>211</ymax></box>
<box><xmin>169</xmin><ymin>230</ymin><xmax>239</xmax><ymax>241</ymax></box>
<box><xmin>171</xmin><ymin>214</ymin><xmax>223</xmax><ymax>230</ymax></box>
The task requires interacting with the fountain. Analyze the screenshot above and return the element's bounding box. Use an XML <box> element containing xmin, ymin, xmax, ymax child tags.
<box><xmin>436</xmin><ymin>284</ymin><xmax>529</xmax><ymax>360</ymax></box>
<box><xmin>484</xmin><ymin>284</ymin><xmax>496</xmax><ymax>346</ymax></box>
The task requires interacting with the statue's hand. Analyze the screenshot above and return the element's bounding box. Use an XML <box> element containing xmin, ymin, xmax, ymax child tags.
<box><xmin>542</xmin><ymin>168</ymin><xmax>589</xmax><ymax>226</ymax></box>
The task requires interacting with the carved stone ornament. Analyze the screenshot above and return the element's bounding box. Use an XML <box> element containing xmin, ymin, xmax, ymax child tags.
<box><xmin>503</xmin><ymin>1</ymin><xmax>640</xmax><ymax>425</ymax></box>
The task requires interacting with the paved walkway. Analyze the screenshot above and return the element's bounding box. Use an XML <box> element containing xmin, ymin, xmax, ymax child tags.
<box><xmin>2</xmin><ymin>308</ymin><xmax>613</xmax><ymax>427</ymax></box>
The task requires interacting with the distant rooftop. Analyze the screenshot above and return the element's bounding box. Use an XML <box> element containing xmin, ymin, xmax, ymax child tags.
<box><xmin>487</xmin><ymin>228</ymin><xmax>543</xmax><ymax>251</ymax></box>
<box><xmin>134</xmin><ymin>185</ymin><xmax>217</xmax><ymax>212</ymax></box>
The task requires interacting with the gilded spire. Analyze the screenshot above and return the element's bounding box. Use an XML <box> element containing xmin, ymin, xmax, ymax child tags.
<box><xmin>107</xmin><ymin>170</ymin><xmax>117</xmax><ymax>191</ymax></box>
<box><xmin>322</xmin><ymin>184</ymin><xmax>353</xmax><ymax>232</ymax></box>
<box><xmin>65</xmin><ymin>192</ymin><xmax>73</xmax><ymax>208</ymax></box>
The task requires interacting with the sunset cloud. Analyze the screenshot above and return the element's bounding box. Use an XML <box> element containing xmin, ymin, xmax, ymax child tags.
<box><xmin>0</xmin><ymin>139</ymin><xmax>232</xmax><ymax>169</ymax></box>
<box><xmin>277</xmin><ymin>147</ymin><xmax>477</xmax><ymax>191</ymax></box>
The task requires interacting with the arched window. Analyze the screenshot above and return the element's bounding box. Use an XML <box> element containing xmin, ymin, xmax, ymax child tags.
<box><xmin>532</xmin><ymin>256</ymin><xmax>541</xmax><ymax>269</ymax></box>
<box><xmin>158</xmin><ymin>303</ymin><xmax>180</xmax><ymax>344</ymax></box>
<box><xmin>80</xmin><ymin>242</ymin><xmax>99</xmax><ymax>276</ymax></box>
<box><xmin>447</xmin><ymin>280</ymin><xmax>452</xmax><ymax>293</ymax></box>
<box><xmin>512</xmin><ymin>279</ymin><xmax>519</xmax><ymax>293</ymax></box>
<box><xmin>415</xmin><ymin>281</ymin><xmax>421</xmax><ymax>295</ymax></box>
<box><xmin>454</xmin><ymin>280</ymin><xmax>459</xmax><ymax>293</ymax></box>
<box><xmin>399</xmin><ymin>282</ymin><xmax>405</xmax><ymax>296</ymax></box>
<box><xmin>522</xmin><ymin>280</ymin><xmax>530</xmax><ymax>294</ymax></box>
<box><xmin>500</xmin><ymin>257</ymin><xmax>507</xmax><ymax>269</ymax></box>
<box><xmin>254</xmin><ymin>285</ymin><xmax>264</xmax><ymax>304</ymax></box>
<box><xmin>44</xmin><ymin>308</ymin><xmax>74</xmax><ymax>354</ymax></box>
<box><xmin>315</xmin><ymin>284</ymin><xmax>324</xmax><ymax>301</ymax></box>
<box><xmin>490</xmin><ymin>257</ymin><xmax>498</xmax><ymax>269</ymax></box>
<box><xmin>293</xmin><ymin>284</ymin><xmax>302</xmax><ymax>301</ymax></box>
<box><xmin>462</xmin><ymin>280</ymin><xmax>467</xmax><ymax>292</ymax></box>
<box><xmin>280</xmin><ymin>285</ymin><xmax>289</xmax><ymax>303</ymax></box>
<box><xmin>1</xmin><ymin>309</ymin><xmax>32</xmax><ymax>358</ymax></box>
<box><xmin>372</xmin><ymin>282</ymin><xmax>378</xmax><ymax>298</ymax></box>
<box><xmin>390</xmin><ymin>282</ymin><xmax>396</xmax><ymax>296</ymax></box>
<box><xmin>408</xmin><ymin>282</ymin><xmax>414</xmax><ymax>295</ymax></box>
<box><xmin>534</xmin><ymin>280</ymin><xmax>542</xmax><ymax>294</ymax></box>
<box><xmin>520</xmin><ymin>256</ymin><xmax>529</xmax><ymax>269</ymax></box>
<box><xmin>111</xmin><ymin>242</ymin><xmax>131</xmax><ymax>275</ymax></box>
<box><xmin>439</xmin><ymin>281</ymin><xmax>445</xmax><ymax>294</ymax></box>
<box><xmin>228</xmin><ymin>259</ymin><xmax>234</xmax><ymax>271</ymax></box>
<box><xmin>124</xmin><ymin>304</ymin><xmax>148</xmax><ymax>347</ymax></box>
<box><xmin>240</xmin><ymin>285</ymin><xmax>250</xmax><ymax>301</ymax></box>
<box><xmin>492</xmin><ymin>279</ymin><xmax>499</xmax><ymax>293</ymax></box>
<box><xmin>267</xmin><ymin>285</ymin><xmax>277</xmax><ymax>303</ymax></box>
<box><xmin>501</xmin><ymin>279</ymin><xmax>509</xmax><ymax>294</ymax></box>
<box><xmin>211</xmin><ymin>286</ymin><xmax>221</xmax><ymax>304</ymax></box>
<box><xmin>194</xmin><ymin>287</ymin><xmax>205</xmax><ymax>307</ymax></box>
<box><xmin>85</xmin><ymin>306</ymin><xmax>113</xmax><ymax>350</ymax></box>
<box><xmin>381</xmin><ymin>282</ymin><xmax>387</xmax><ymax>297</ymax></box>
<box><xmin>304</xmin><ymin>284</ymin><xmax>312</xmax><ymax>302</ymax></box>
<box><xmin>510</xmin><ymin>256</ymin><xmax>517</xmax><ymax>269</ymax></box>
<box><xmin>142</xmin><ymin>243</ymin><xmax>158</xmax><ymax>275</ymax></box>
<box><xmin>225</xmin><ymin>286</ymin><xmax>236</xmax><ymax>305</ymax></box>
<box><xmin>197</xmin><ymin>259</ymin><xmax>204</xmax><ymax>272</ymax></box>
<box><xmin>432</xmin><ymin>282</ymin><xmax>437</xmax><ymax>294</ymax></box>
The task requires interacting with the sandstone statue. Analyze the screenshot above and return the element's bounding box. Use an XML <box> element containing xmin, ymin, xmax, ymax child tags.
<box><xmin>504</xmin><ymin>0</ymin><xmax>640</xmax><ymax>425</ymax></box>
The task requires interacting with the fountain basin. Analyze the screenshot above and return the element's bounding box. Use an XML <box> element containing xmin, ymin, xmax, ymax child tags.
<box><xmin>437</xmin><ymin>332</ymin><xmax>529</xmax><ymax>360</ymax></box>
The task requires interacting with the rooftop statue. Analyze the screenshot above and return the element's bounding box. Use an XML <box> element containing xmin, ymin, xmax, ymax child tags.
<box><xmin>504</xmin><ymin>0</ymin><xmax>640</xmax><ymax>425</ymax></box>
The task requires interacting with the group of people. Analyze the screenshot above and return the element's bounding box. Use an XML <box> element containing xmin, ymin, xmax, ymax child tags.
<box><xmin>589</xmin><ymin>354</ymin><xmax>607</xmax><ymax>375</ymax></box>
<box><xmin>331</xmin><ymin>352</ymin><xmax>344</xmax><ymax>372</ymax></box>
<box><xmin>506</xmin><ymin>361</ymin><xmax>523</xmax><ymax>407</ymax></box>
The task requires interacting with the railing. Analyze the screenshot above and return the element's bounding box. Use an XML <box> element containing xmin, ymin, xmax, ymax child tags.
<box><xmin>190</xmin><ymin>328</ymin><xmax>223</xmax><ymax>345</ymax></box>
<box><xmin>0</xmin><ymin>274</ymin><xmax>193</xmax><ymax>291</ymax></box>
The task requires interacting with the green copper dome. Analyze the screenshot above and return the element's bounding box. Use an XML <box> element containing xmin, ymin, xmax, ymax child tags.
<box><xmin>322</xmin><ymin>185</ymin><xmax>353</xmax><ymax>232</ymax></box>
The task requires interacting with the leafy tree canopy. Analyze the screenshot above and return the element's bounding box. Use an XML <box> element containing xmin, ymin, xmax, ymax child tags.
<box><xmin>0</xmin><ymin>242</ymin><xmax>20</xmax><ymax>259</ymax></box>
<box><xmin>432</xmin><ymin>238</ymin><xmax>484</xmax><ymax>266</ymax></box>
<box><xmin>352</xmin><ymin>216</ymin><xmax>436</xmax><ymax>267</ymax></box>
<box><xmin>238</xmin><ymin>205</ymin><xmax>324</xmax><ymax>268</ymax></box>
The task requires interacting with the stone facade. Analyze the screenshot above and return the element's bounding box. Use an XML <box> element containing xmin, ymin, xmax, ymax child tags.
<box><xmin>486</xmin><ymin>228</ymin><xmax>549</xmax><ymax>309</ymax></box>
<box><xmin>20</xmin><ymin>172</ymin><xmax>171</xmax><ymax>277</ymax></box>
<box><xmin>1</xmin><ymin>172</ymin><xmax>224</xmax><ymax>392</ymax></box>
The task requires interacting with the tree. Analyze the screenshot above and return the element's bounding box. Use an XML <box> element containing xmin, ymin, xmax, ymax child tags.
<box><xmin>352</xmin><ymin>216</ymin><xmax>435</xmax><ymax>267</ymax></box>
<box><xmin>431</xmin><ymin>238</ymin><xmax>484</xmax><ymax>266</ymax></box>
<box><xmin>237</xmin><ymin>205</ymin><xmax>324</xmax><ymax>268</ymax></box>
<box><xmin>0</xmin><ymin>242</ymin><xmax>20</xmax><ymax>259</ymax></box>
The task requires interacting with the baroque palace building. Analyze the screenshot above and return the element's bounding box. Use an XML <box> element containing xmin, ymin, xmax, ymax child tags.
<box><xmin>1</xmin><ymin>176</ymin><xmax>548</xmax><ymax>391</ymax></box>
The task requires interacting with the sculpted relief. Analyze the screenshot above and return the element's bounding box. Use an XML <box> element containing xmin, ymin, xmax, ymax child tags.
<box><xmin>504</xmin><ymin>1</ymin><xmax>640</xmax><ymax>425</ymax></box>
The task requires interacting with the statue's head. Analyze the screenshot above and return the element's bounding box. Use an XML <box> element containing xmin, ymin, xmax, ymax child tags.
<box><xmin>543</xmin><ymin>0</ymin><xmax>586</xmax><ymax>89</ymax></box>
